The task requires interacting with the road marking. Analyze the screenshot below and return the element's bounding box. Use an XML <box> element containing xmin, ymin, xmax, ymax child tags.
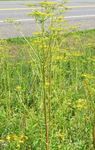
<box><xmin>0</xmin><ymin>5</ymin><xmax>95</xmax><ymax>11</ymax></box>
<box><xmin>68</xmin><ymin>5</ymin><xmax>95</xmax><ymax>8</ymax></box>
<box><xmin>0</xmin><ymin>20</ymin><xmax>3</xmax><ymax>23</ymax></box>
<box><xmin>0</xmin><ymin>15</ymin><xmax>95</xmax><ymax>23</ymax></box>
<box><xmin>0</xmin><ymin>18</ymin><xmax>34</xmax><ymax>23</ymax></box>
<box><xmin>65</xmin><ymin>14</ymin><xmax>95</xmax><ymax>19</ymax></box>
<box><xmin>0</xmin><ymin>7</ymin><xmax>36</xmax><ymax>11</ymax></box>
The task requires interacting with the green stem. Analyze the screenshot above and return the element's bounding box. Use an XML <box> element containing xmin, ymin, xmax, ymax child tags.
<box><xmin>41</xmin><ymin>21</ymin><xmax>49</xmax><ymax>150</ymax></box>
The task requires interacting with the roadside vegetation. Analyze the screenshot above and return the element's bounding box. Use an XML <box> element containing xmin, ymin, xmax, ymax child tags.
<box><xmin>0</xmin><ymin>1</ymin><xmax>95</xmax><ymax>150</ymax></box>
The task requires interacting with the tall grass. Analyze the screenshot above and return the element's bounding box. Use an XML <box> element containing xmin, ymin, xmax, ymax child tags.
<box><xmin>0</xmin><ymin>0</ymin><xmax>95</xmax><ymax>150</ymax></box>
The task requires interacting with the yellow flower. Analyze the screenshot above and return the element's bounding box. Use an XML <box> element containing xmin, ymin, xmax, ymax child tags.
<box><xmin>56</xmin><ymin>16</ymin><xmax>64</xmax><ymax>23</ymax></box>
<box><xmin>19</xmin><ymin>140</ymin><xmax>24</xmax><ymax>143</ymax></box>
<box><xmin>69</xmin><ymin>52</ymin><xmax>83</xmax><ymax>57</ymax></box>
<box><xmin>18</xmin><ymin>134</ymin><xmax>28</xmax><ymax>143</ymax></box>
<box><xmin>16</xmin><ymin>85</ymin><xmax>21</xmax><ymax>91</ymax></box>
<box><xmin>19</xmin><ymin>135</ymin><xmax>25</xmax><ymax>140</ymax></box>
<box><xmin>45</xmin><ymin>81</ymin><xmax>50</xmax><ymax>87</ymax></box>
<box><xmin>76</xmin><ymin>99</ymin><xmax>87</xmax><ymax>109</ymax></box>
<box><xmin>82</xmin><ymin>73</ymin><xmax>95</xmax><ymax>79</ymax></box>
<box><xmin>57</xmin><ymin>132</ymin><xmax>65</xmax><ymax>141</ymax></box>
<box><xmin>4</xmin><ymin>134</ymin><xmax>28</xmax><ymax>144</ymax></box>
<box><xmin>40</xmin><ymin>1</ymin><xmax>58</xmax><ymax>8</ymax></box>
<box><xmin>29</xmin><ymin>11</ymin><xmax>53</xmax><ymax>18</ymax></box>
<box><xmin>52</xmin><ymin>55</ymin><xmax>64</xmax><ymax>61</ymax></box>
<box><xmin>6</xmin><ymin>135</ymin><xmax>11</xmax><ymax>141</ymax></box>
<box><xmin>11</xmin><ymin>134</ymin><xmax>18</xmax><ymax>140</ymax></box>
<box><xmin>39</xmin><ymin>44</ymin><xmax>47</xmax><ymax>49</ymax></box>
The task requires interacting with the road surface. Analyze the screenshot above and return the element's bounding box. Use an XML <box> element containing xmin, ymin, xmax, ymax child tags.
<box><xmin>0</xmin><ymin>0</ymin><xmax>95</xmax><ymax>38</ymax></box>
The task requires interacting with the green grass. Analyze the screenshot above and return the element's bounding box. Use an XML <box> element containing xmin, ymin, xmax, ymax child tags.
<box><xmin>1</xmin><ymin>0</ymin><xmax>95</xmax><ymax>149</ymax></box>
<box><xmin>0</xmin><ymin>29</ymin><xmax>95</xmax><ymax>149</ymax></box>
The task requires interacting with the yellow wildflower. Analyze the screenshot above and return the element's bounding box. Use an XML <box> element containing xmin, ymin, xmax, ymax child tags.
<box><xmin>69</xmin><ymin>52</ymin><xmax>83</xmax><ymax>57</ymax></box>
<box><xmin>19</xmin><ymin>140</ymin><xmax>24</xmax><ymax>143</ymax></box>
<box><xmin>40</xmin><ymin>1</ymin><xmax>58</xmax><ymax>8</ymax></box>
<box><xmin>45</xmin><ymin>81</ymin><xmax>50</xmax><ymax>87</ymax></box>
<box><xmin>52</xmin><ymin>55</ymin><xmax>64</xmax><ymax>61</ymax></box>
<box><xmin>19</xmin><ymin>134</ymin><xmax>25</xmax><ymax>140</ymax></box>
<box><xmin>18</xmin><ymin>134</ymin><xmax>28</xmax><ymax>143</ymax></box>
<box><xmin>56</xmin><ymin>16</ymin><xmax>64</xmax><ymax>23</ymax></box>
<box><xmin>16</xmin><ymin>85</ymin><xmax>21</xmax><ymax>91</ymax></box>
<box><xmin>82</xmin><ymin>73</ymin><xmax>95</xmax><ymax>79</ymax></box>
<box><xmin>29</xmin><ymin>11</ymin><xmax>53</xmax><ymax>18</ymax></box>
<box><xmin>76</xmin><ymin>99</ymin><xmax>87</xmax><ymax>110</ymax></box>
<box><xmin>39</xmin><ymin>44</ymin><xmax>47</xmax><ymax>49</ymax></box>
<box><xmin>6</xmin><ymin>135</ymin><xmax>11</xmax><ymax>141</ymax></box>
<box><xmin>57</xmin><ymin>131</ymin><xmax>65</xmax><ymax>141</ymax></box>
<box><xmin>11</xmin><ymin>134</ymin><xmax>18</xmax><ymax>140</ymax></box>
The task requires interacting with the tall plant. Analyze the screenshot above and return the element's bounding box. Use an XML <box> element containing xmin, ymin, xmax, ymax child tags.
<box><xmin>28</xmin><ymin>1</ymin><xmax>68</xmax><ymax>149</ymax></box>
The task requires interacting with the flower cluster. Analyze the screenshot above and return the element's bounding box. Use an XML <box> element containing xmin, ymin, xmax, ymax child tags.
<box><xmin>29</xmin><ymin>11</ymin><xmax>53</xmax><ymax>22</ymax></box>
<box><xmin>40</xmin><ymin>1</ymin><xmax>58</xmax><ymax>8</ymax></box>
<box><xmin>76</xmin><ymin>99</ymin><xmax>87</xmax><ymax>110</ymax></box>
<box><xmin>0</xmin><ymin>134</ymin><xmax>28</xmax><ymax>144</ymax></box>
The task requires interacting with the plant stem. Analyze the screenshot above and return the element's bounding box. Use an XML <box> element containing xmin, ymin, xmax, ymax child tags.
<box><xmin>43</xmin><ymin>63</ymin><xmax>49</xmax><ymax>150</ymax></box>
<box><xmin>41</xmin><ymin>21</ymin><xmax>49</xmax><ymax>150</ymax></box>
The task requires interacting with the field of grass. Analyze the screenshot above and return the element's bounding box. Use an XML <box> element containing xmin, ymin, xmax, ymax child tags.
<box><xmin>0</xmin><ymin>29</ymin><xmax>95</xmax><ymax>150</ymax></box>
<box><xmin>0</xmin><ymin>0</ymin><xmax>95</xmax><ymax>149</ymax></box>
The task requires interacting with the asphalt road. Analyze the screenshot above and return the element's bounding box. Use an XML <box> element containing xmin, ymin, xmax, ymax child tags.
<box><xmin>0</xmin><ymin>0</ymin><xmax>95</xmax><ymax>38</ymax></box>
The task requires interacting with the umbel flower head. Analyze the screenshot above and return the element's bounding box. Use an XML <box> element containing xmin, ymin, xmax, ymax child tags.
<box><xmin>29</xmin><ymin>11</ymin><xmax>53</xmax><ymax>22</ymax></box>
<box><xmin>40</xmin><ymin>1</ymin><xmax>58</xmax><ymax>8</ymax></box>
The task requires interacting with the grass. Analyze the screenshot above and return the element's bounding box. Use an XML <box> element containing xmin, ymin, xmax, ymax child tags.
<box><xmin>0</xmin><ymin>0</ymin><xmax>95</xmax><ymax>149</ymax></box>
<box><xmin>0</xmin><ymin>29</ymin><xmax>95</xmax><ymax>150</ymax></box>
